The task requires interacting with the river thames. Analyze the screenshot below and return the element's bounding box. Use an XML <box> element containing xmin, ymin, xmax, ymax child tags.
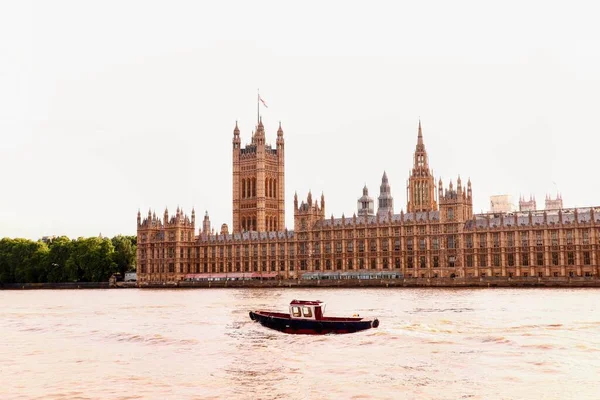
<box><xmin>1</xmin><ymin>288</ymin><xmax>599</xmax><ymax>399</ymax></box>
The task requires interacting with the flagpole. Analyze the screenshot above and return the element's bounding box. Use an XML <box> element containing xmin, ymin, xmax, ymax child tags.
<box><xmin>257</xmin><ymin>89</ymin><xmax>260</xmax><ymax>124</ymax></box>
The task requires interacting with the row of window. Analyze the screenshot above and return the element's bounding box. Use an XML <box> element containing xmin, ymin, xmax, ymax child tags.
<box><xmin>140</xmin><ymin>250</ymin><xmax>595</xmax><ymax>274</ymax></box>
<box><xmin>240</xmin><ymin>216</ymin><xmax>278</xmax><ymax>232</ymax></box>
<box><xmin>240</xmin><ymin>178</ymin><xmax>278</xmax><ymax>199</ymax></box>
<box><xmin>140</xmin><ymin>236</ymin><xmax>599</xmax><ymax>260</ymax></box>
<box><xmin>466</xmin><ymin>251</ymin><xmax>593</xmax><ymax>267</ymax></box>
<box><xmin>139</xmin><ymin>226</ymin><xmax>600</xmax><ymax>246</ymax></box>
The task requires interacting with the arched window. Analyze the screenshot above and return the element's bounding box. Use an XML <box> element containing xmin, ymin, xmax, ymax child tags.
<box><xmin>265</xmin><ymin>178</ymin><xmax>268</xmax><ymax>198</ymax></box>
<box><xmin>252</xmin><ymin>178</ymin><xmax>256</xmax><ymax>197</ymax></box>
<box><xmin>414</xmin><ymin>182</ymin><xmax>419</xmax><ymax>205</ymax></box>
<box><xmin>242</xmin><ymin>179</ymin><xmax>246</xmax><ymax>199</ymax></box>
<box><xmin>273</xmin><ymin>179</ymin><xmax>277</xmax><ymax>198</ymax></box>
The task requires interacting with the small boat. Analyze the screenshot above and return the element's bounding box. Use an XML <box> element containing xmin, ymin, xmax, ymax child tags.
<box><xmin>249</xmin><ymin>300</ymin><xmax>379</xmax><ymax>335</ymax></box>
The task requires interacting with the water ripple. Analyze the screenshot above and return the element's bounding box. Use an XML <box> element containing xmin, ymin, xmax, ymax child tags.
<box><xmin>1</xmin><ymin>288</ymin><xmax>599</xmax><ymax>400</ymax></box>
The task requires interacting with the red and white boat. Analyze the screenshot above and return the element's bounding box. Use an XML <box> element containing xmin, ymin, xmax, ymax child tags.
<box><xmin>249</xmin><ymin>300</ymin><xmax>379</xmax><ymax>335</ymax></box>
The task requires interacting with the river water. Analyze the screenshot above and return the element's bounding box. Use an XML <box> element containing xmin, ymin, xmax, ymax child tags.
<box><xmin>1</xmin><ymin>288</ymin><xmax>599</xmax><ymax>400</ymax></box>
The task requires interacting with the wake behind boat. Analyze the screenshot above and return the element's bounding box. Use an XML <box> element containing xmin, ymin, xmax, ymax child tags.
<box><xmin>249</xmin><ymin>300</ymin><xmax>379</xmax><ymax>335</ymax></box>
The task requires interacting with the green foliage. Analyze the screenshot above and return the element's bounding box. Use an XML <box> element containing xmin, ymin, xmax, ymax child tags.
<box><xmin>46</xmin><ymin>236</ymin><xmax>73</xmax><ymax>283</ymax></box>
<box><xmin>111</xmin><ymin>235</ymin><xmax>137</xmax><ymax>276</ymax></box>
<box><xmin>0</xmin><ymin>234</ymin><xmax>136</xmax><ymax>284</ymax></box>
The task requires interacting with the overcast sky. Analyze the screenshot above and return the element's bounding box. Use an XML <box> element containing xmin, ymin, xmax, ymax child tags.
<box><xmin>1</xmin><ymin>1</ymin><xmax>599</xmax><ymax>239</ymax></box>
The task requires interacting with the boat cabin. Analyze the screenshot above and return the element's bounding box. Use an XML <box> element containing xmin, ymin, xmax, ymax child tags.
<box><xmin>289</xmin><ymin>300</ymin><xmax>325</xmax><ymax>321</ymax></box>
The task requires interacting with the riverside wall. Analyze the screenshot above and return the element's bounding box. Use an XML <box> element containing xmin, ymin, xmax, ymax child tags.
<box><xmin>3</xmin><ymin>278</ymin><xmax>600</xmax><ymax>290</ymax></box>
<box><xmin>0</xmin><ymin>282</ymin><xmax>110</xmax><ymax>290</ymax></box>
<box><xmin>137</xmin><ymin>277</ymin><xmax>600</xmax><ymax>289</ymax></box>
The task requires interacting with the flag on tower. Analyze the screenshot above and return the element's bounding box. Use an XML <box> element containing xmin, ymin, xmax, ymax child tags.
<box><xmin>259</xmin><ymin>94</ymin><xmax>268</xmax><ymax>108</ymax></box>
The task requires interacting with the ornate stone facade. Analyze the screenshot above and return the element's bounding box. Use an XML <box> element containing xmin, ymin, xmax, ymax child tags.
<box><xmin>232</xmin><ymin>118</ymin><xmax>285</xmax><ymax>233</ymax></box>
<box><xmin>137</xmin><ymin>121</ymin><xmax>600</xmax><ymax>282</ymax></box>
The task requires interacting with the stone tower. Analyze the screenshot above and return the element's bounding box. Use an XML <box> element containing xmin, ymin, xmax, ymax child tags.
<box><xmin>519</xmin><ymin>195</ymin><xmax>537</xmax><ymax>212</ymax></box>
<box><xmin>438</xmin><ymin>176</ymin><xmax>473</xmax><ymax>222</ymax></box>
<box><xmin>545</xmin><ymin>194</ymin><xmax>563</xmax><ymax>210</ymax></box>
<box><xmin>377</xmin><ymin>171</ymin><xmax>394</xmax><ymax>217</ymax></box>
<box><xmin>357</xmin><ymin>185</ymin><xmax>375</xmax><ymax>216</ymax></box>
<box><xmin>294</xmin><ymin>191</ymin><xmax>326</xmax><ymax>232</ymax></box>
<box><xmin>202</xmin><ymin>211</ymin><xmax>211</xmax><ymax>234</ymax></box>
<box><xmin>232</xmin><ymin>119</ymin><xmax>285</xmax><ymax>233</ymax></box>
<box><xmin>136</xmin><ymin>207</ymin><xmax>195</xmax><ymax>282</ymax></box>
<box><xmin>406</xmin><ymin>120</ymin><xmax>437</xmax><ymax>213</ymax></box>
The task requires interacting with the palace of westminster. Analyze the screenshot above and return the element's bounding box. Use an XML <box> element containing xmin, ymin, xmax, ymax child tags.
<box><xmin>136</xmin><ymin>118</ymin><xmax>600</xmax><ymax>282</ymax></box>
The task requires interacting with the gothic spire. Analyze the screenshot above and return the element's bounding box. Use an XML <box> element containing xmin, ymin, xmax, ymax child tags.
<box><xmin>407</xmin><ymin>119</ymin><xmax>437</xmax><ymax>213</ymax></box>
<box><xmin>377</xmin><ymin>171</ymin><xmax>394</xmax><ymax>217</ymax></box>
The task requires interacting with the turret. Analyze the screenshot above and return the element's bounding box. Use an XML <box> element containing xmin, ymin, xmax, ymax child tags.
<box><xmin>358</xmin><ymin>185</ymin><xmax>375</xmax><ymax>216</ymax></box>
<box><xmin>221</xmin><ymin>223</ymin><xmax>229</xmax><ymax>235</ymax></box>
<box><xmin>519</xmin><ymin>194</ymin><xmax>536</xmax><ymax>212</ymax></box>
<box><xmin>294</xmin><ymin>191</ymin><xmax>325</xmax><ymax>232</ymax></box>
<box><xmin>545</xmin><ymin>193</ymin><xmax>563</xmax><ymax>210</ymax></box>
<box><xmin>232</xmin><ymin>121</ymin><xmax>241</xmax><ymax>149</ymax></box>
<box><xmin>203</xmin><ymin>211</ymin><xmax>211</xmax><ymax>234</ymax></box>
<box><xmin>252</xmin><ymin>117</ymin><xmax>265</xmax><ymax>146</ymax></box>
<box><xmin>406</xmin><ymin>120</ymin><xmax>437</xmax><ymax>212</ymax></box>
<box><xmin>377</xmin><ymin>171</ymin><xmax>394</xmax><ymax>217</ymax></box>
<box><xmin>467</xmin><ymin>178</ymin><xmax>472</xmax><ymax>199</ymax></box>
<box><xmin>439</xmin><ymin>176</ymin><xmax>473</xmax><ymax>221</ymax></box>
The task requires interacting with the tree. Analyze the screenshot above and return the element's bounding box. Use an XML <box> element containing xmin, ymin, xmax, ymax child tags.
<box><xmin>46</xmin><ymin>236</ymin><xmax>73</xmax><ymax>283</ymax></box>
<box><xmin>66</xmin><ymin>237</ymin><xmax>117</xmax><ymax>282</ymax></box>
<box><xmin>0</xmin><ymin>238</ymin><xmax>17</xmax><ymax>283</ymax></box>
<box><xmin>111</xmin><ymin>235</ymin><xmax>137</xmax><ymax>276</ymax></box>
<box><xmin>0</xmin><ymin>238</ymin><xmax>49</xmax><ymax>283</ymax></box>
<box><xmin>0</xmin><ymin>234</ymin><xmax>132</xmax><ymax>283</ymax></box>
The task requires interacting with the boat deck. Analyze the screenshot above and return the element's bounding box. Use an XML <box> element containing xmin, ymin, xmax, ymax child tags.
<box><xmin>255</xmin><ymin>310</ymin><xmax>364</xmax><ymax>322</ymax></box>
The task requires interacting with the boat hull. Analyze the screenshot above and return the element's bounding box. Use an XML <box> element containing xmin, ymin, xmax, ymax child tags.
<box><xmin>249</xmin><ymin>311</ymin><xmax>378</xmax><ymax>335</ymax></box>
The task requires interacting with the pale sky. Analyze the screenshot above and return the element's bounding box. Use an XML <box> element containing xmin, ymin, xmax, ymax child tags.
<box><xmin>1</xmin><ymin>1</ymin><xmax>599</xmax><ymax>239</ymax></box>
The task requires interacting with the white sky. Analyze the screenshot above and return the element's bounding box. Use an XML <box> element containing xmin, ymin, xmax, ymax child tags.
<box><xmin>1</xmin><ymin>1</ymin><xmax>599</xmax><ymax>239</ymax></box>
